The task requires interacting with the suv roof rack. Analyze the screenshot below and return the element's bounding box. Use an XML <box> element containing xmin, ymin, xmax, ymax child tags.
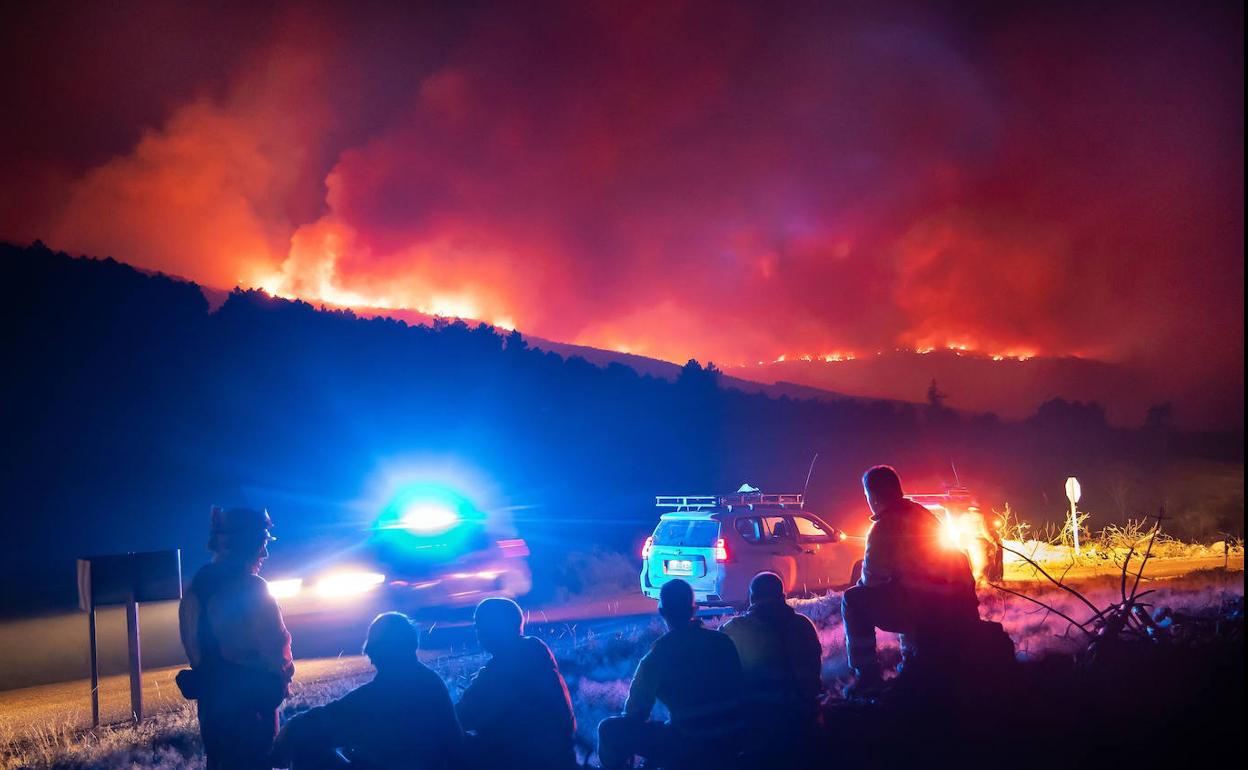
<box><xmin>655</xmin><ymin>492</ymin><xmax>805</xmax><ymax>511</ymax></box>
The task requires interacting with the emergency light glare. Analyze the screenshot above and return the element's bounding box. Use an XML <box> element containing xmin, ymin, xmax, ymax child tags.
<box><xmin>266</xmin><ymin>578</ymin><xmax>303</xmax><ymax>600</ymax></box>
<box><xmin>315</xmin><ymin>571</ymin><xmax>385</xmax><ymax>598</ymax></box>
<box><xmin>400</xmin><ymin>502</ymin><xmax>461</xmax><ymax>534</ymax></box>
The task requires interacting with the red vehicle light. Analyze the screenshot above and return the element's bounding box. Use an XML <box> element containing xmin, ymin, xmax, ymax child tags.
<box><xmin>714</xmin><ymin>537</ymin><xmax>730</xmax><ymax>563</ymax></box>
<box><xmin>497</xmin><ymin>539</ymin><xmax>530</xmax><ymax>558</ymax></box>
<box><xmin>641</xmin><ymin>536</ymin><xmax>654</xmax><ymax>559</ymax></box>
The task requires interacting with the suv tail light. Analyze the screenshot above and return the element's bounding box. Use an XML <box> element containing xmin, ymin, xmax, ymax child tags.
<box><xmin>641</xmin><ymin>536</ymin><xmax>654</xmax><ymax>559</ymax></box>
<box><xmin>714</xmin><ymin>537</ymin><xmax>730</xmax><ymax>563</ymax></box>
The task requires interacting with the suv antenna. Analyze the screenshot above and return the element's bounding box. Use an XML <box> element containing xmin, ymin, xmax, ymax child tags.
<box><xmin>950</xmin><ymin>460</ymin><xmax>962</xmax><ymax>488</ymax></box>
<box><xmin>802</xmin><ymin>453</ymin><xmax>820</xmax><ymax>499</ymax></box>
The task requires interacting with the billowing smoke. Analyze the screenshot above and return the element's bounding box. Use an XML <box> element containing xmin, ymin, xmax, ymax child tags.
<box><xmin>2</xmin><ymin>0</ymin><xmax>1242</xmax><ymax>424</ymax></box>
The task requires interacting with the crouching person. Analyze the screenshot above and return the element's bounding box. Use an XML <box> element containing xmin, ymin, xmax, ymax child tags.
<box><xmin>842</xmin><ymin>466</ymin><xmax>979</xmax><ymax>695</ymax></box>
<box><xmin>271</xmin><ymin>613</ymin><xmax>463</xmax><ymax>770</ymax></box>
<box><xmin>457</xmin><ymin>598</ymin><xmax>578</xmax><ymax>770</ymax></box>
<box><xmin>721</xmin><ymin>571</ymin><xmax>823</xmax><ymax>746</ymax></box>
<box><xmin>178</xmin><ymin>507</ymin><xmax>294</xmax><ymax>770</ymax></box>
<box><xmin>598</xmin><ymin>579</ymin><xmax>744</xmax><ymax>770</ymax></box>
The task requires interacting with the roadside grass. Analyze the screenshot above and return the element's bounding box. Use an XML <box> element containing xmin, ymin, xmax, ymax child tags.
<box><xmin>997</xmin><ymin>505</ymin><xmax>1244</xmax><ymax>570</ymax></box>
<box><xmin>3</xmin><ymin>569</ymin><xmax>1242</xmax><ymax>769</ymax></box>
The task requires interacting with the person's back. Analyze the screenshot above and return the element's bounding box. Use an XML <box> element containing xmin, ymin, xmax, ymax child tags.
<box><xmin>862</xmin><ymin>496</ymin><xmax>977</xmax><ymax>611</ymax></box>
<box><xmin>599</xmin><ymin>579</ymin><xmax>743</xmax><ymax>770</ymax></box>
<box><xmin>458</xmin><ymin>599</ymin><xmax>576</xmax><ymax>770</ymax></box>
<box><xmin>274</xmin><ymin>614</ymin><xmax>462</xmax><ymax>770</ymax></box>
<box><xmin>843</xmin><ymin>467</ymin><xmax>979</xmax><ymax>694</ymax></box>
<box><xmin>183</xmin><ymin>561</ymin><xmax>294</xmax><ymax>677</ymax></box>
<box><xmin>624</xmin><ymin>619</ymin><xmax>743</xmax><ymax>728</ymax></box>
<box><xmin>721</xmin><ymin>573</ymin><xmax>822</xmax><ymax>718</ymax></box>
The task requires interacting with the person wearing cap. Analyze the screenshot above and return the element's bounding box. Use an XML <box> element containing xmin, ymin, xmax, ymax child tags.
<box><xmin>178</xmin><ymin>506</ymin><xmax>294</xmax><ymax>770</ymax></box>
<box><xmin>271</xmin><ymin>612</ymin><xmax>463</xmax><ymax>770</ymax></box>
<box><xmin>597</xmin><ymin>579</ymin><xmax>745</xmax><ymax>770</ymax></box>
<box><xmin>456</xmin><ymin>597</ymin><xmax>577</xmax><ymax>770</ymax></box>
<box><xmin>842</xmin><ymin>466</ymin><xmax>978</xmax><ymax>695</ymax></box>
<box><xmin>721</xmin><ymin>571</ymin><xmax>823</xmax><ymax>746</ymax></box>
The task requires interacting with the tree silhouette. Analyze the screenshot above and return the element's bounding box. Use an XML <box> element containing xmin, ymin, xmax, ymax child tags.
<box><xmin>926</xmin><ymin>378</ymin><xmax>947</xmax><ymax>409</ymax></box>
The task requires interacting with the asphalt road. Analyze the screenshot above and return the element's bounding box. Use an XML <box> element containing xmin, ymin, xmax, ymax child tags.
<box><xmin>0</xmin><ymin>657</ymin><xmax>373</xmax><ymax>738</ymax></box>
<box><xmin>0</xmin><ymin>590</ymin><xmax>663</xmax><ymax>692</ymax></box>
<box><xmin>0</xmin><ymin>595</ymin><xmax>679</xmax><ymax>738</ymax></box>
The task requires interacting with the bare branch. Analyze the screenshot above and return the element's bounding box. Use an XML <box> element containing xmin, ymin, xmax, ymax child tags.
<box><xmin>1001</xmin><ymin>544</ymin><xmax>1107</xmax><ymax>623</ymax></box>
<box><xmin>1128</xmin><ymin>507</ymin><xmax>1166</xmax><ymax>602</ymax></box>
<box><xmin>1119</xmin><ymin>543</ymin><xmax>1135</xmax><ymax>604</ymax></box>
<box><xmin>988</xmin><ymin>582</ymin><xmax>1093</xmax><ymax>637</ymax></box>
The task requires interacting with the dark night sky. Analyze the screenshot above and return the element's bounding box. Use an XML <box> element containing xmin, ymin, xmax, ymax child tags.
<box><xmin>2</xmin><ymin>0</ymin><xmax>1243</xmax><ymax>427</ymax></box>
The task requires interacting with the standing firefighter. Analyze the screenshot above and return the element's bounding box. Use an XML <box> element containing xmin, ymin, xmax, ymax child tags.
<box><xmin>842</xmin><ymin>466</ymin><xmax>978</xmax><ymax>694</ymax></box>
<box><xmin>178</xmin><ymin>506</ymin><xmax>294</xmax><ymax>770</ymax></box>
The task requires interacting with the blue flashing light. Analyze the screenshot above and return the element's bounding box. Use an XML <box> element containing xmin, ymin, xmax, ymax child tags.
<box><xmin>400</xmin><ymin>502</ymin><xmax>460</xmax><ymax>534</ymax></box>
<box><xmin>372</xmin><ymin>482</ymin><xmax>486</xmax><ymax>559</ymax></box>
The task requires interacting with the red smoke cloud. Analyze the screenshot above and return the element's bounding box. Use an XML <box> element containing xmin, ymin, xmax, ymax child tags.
<box><xmin>2</xmin><ymin>0</ymin><xmax>1242</xmax><ymax>426</ymax></box>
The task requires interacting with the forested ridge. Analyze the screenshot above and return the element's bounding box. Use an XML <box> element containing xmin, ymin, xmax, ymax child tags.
<box><xmin>2</xmin><ymin>242</ymin><xmax>1241</xmax><ymax>613</ymax></box>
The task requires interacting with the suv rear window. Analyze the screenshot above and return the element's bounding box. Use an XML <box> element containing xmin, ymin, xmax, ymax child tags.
<box><xmin>653</xmin><ymin>520</ymin><xmax>720</xmax><ymax>547</ymax></box>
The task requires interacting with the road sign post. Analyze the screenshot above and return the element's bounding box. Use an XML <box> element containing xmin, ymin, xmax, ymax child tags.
<box><xmin>125</xmin><ymin>597</ymin><xmax>142</xmax><ymax>721</ymax></box>
<box><xmin>1065</xmin><ymin>477</ymin><xmax>1082</xmax><ymax>556</ymax></box>
<box><xmin>77</xmin><ymin>550</ymin><xmax>181</xmax><ymax>725</ymax></box>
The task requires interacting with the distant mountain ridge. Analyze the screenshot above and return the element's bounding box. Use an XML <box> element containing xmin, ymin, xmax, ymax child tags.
<box><xmin>108</xmin><ymin>252</ymin><xmax>1231</xmax><ymax>429</ymax></box>
<box><xmin>191</xmin><ymin>285</ymin><xmax>917</xmax><ymax>410</ymax></box>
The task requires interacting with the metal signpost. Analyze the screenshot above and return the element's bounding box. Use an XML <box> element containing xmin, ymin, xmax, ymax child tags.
<box><xmin>1064</xmin><ymin>476</ymin><xmax>1082</xmax><ymax>556</ymax></box>
<box><xmin>76</xmin><ymin>550</ymin><xmax>182</xmax><ymax>725</ymax></box>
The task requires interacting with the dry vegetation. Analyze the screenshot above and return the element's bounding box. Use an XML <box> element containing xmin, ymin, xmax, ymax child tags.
<box><xmin>997</xmin><ymin>504</ymin><xmax>1244</xmax><ymax>570</ymax></box>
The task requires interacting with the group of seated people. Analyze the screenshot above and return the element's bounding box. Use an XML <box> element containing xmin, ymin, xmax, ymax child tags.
<box><xmin>273</xmin><ymin>572</ymin><xmax>828</xmax><ymax>770</ymax></box>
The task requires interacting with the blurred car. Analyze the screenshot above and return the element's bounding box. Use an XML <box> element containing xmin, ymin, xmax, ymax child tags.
<box><xmin>265</xmin><ymin>486</ymin><xmax>531</xmax><ymax>613</ymax></box>
<box><xmin>640</xmin><ymin>487</ymin><xmax>862</xmax><ymax>607</ymax></box>
<box><xmin>909</xmin><ymin>486</ymin><xmax>1003</xmax><ymax>583</ymax></box>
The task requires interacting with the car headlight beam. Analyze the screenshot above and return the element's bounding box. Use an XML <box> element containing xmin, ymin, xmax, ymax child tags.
<box><xmin>267</xmin><ymin>578</ymin><xmax>304</xmax><ymax>600</ymax></box>
<box><xmin>315</xmin><ymin>571</ymin><xmax>386</xmax><ymax>598</ymax></box>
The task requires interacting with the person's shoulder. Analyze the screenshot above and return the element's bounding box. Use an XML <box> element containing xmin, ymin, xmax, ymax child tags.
<box><xmin>789</xmin><ymin>609</ymin><xmax>819</xmax><ymax>635</ymax></box>
<box><xmin>239</xmin><ymin>572</ymin><xmax>274</xmax><ymax>597</ymax></box>
<box><xmin>720</xmin><ymin>614</ymin><xmax>758</xmax><ymax>636</ymax></box>
<box><xmin>698</xmin><ymin>624</ymin><xmax>738</xmax><ymax>648</ymax></box>
<box><xmin>189</xmin><ymin>562</ymin><xmax>220</xmax><ymax>588</ymax></box>
<box><xmin>643</xmin><ymin>627</ymin><xmax>677</xmax><ymax>660</ymax></box>
<box><xmin>411</xmin><ymin>661</ymin><xmax>451</xmax><ymax>690</ymax></box>
<box><xmin>520</xmin><ymin>634</ymin><xmax>554</xmax><ymax>655</ymax></box>
<box><xmin>519</xmin><ymin>635</ymin><xmax>560</xmax><ymax>667</ymax></box>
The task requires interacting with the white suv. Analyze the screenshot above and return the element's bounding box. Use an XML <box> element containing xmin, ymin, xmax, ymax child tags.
<box><xmin>639</xmin><ymin>491</ymin><xmax>864</xmax><ymax>607</ymax></box>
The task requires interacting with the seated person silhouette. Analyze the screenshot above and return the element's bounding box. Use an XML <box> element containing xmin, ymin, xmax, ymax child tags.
<box><xmin>456</xmin><ymin>597</ymin><xmax>578</xmax><ymax>770</ymax></box>
<box><xmin>271</xmin><ymin>612</ymin><xmax>462</xmax><ymax>770</ymax></box>
<box><xmin>598</xmin><ymin>579</ymin><xmax>745</xmax><ymax>770</ymax></box>
<box><xmin>842</xmin><ymin>465</ymin><xmax>979</xmax><ymax>695</ymax></box>
<box><xmin>722</xmin><ymin>572</ymin><xmax>823</xmax><ymax>737</ymax></box>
